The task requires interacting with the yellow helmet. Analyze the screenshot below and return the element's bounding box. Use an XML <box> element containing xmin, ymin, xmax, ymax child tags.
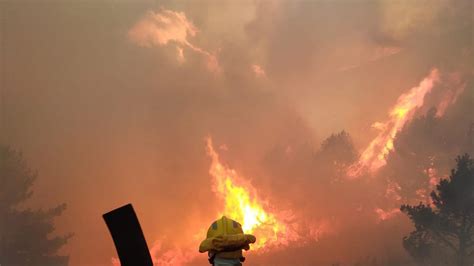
<box><xmin>206</xmin><ymin>216</ymin><xmax>244</xmax><ymax>238</ymax></box>
<box><xmin>199</xmin><ymin>216</ymin><xmax>256</xmax><ymax>254</ymax></box>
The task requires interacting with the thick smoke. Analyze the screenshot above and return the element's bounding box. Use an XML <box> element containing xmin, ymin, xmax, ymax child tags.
<box><xmin>1</xmin><ymin>0</ymin><xmax>472</xmax><ymax>265</ymax></box>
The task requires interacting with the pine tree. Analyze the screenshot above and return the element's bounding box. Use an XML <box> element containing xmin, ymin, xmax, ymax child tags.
<box><xmin>401</xmin><ymin>154</ymin><xmax>474</xmax><ymax>266</ymax></box>
<box><xmin>0</xmin><ymin>146</ymin><xmax>71</xmax><ymax>266</ymax></box>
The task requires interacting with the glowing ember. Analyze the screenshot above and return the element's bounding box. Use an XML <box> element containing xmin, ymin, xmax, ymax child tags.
<box><xmin>251</xmin><ymin>64</ymin><xmax>267</xmax><ymax>78</ymax></box>
<box><xmin>348</xmin><ymin>69</ymin><xmax>440</xmax><ymax>177</ymax></box>
<box><xmin>422</xmin><ymin>165</ymin><xmax>447</xmax><ymax>204</ymax></box>
<box><xmin>385</xmin><ymin>181</ymin><xmax>402</xmax><ymax>201</ymax></box>
<box><xmin>375</xmin><ymin>208</ymin><xmax>400</xmax><ymax>222</ymax></box>
<box><xmin>206</xmin><ymin>137</ymin><xmax>294</xmax><ymax>249</ymax></box>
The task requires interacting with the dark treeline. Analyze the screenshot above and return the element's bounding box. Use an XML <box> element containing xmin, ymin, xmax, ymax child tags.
<box><xmin>402</xmin><ymin>154</ymin><xmax>474</xmax><ymax>266</ymax></box>
<box><xmin>0</xmin><ymin>146</ymin><xmax>71</xmax><ymax>266</ymax></box>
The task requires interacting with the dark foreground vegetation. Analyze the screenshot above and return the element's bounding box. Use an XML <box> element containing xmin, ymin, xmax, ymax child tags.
<box><xmin>402</xmin><ymin>154</ymin><xmax>474</xmax><ymax>266</ymax></box>
<box><xmin>0</xmin><ymin>146</ymin><xmax>71</xmax><ymax>266</ymax></box>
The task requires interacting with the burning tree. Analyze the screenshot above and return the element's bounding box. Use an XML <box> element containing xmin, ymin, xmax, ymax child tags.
<box><xmin>315</xmin><ymin>130</ymin><xmax>358</xmax><ymax>182</ymax></box>
<box><xmin>318</xmin><ymin>131</ymin><xmax>357</xmax><ymax>168</ymax></box>
<box><xmin>401</xmin><ymin>154</ymin><xmax>474</xmax><ymax>266</ymax></box>
<box><xmin>0</xmin><ymin>145</ymin><xmax>71</xmax><ymax>266</ymax></box>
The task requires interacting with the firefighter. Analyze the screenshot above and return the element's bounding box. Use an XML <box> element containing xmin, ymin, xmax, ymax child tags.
<box><xmin>199</xmin><ymin>216</ymin><xmax>256</xmax><ymax>266</ymax></box>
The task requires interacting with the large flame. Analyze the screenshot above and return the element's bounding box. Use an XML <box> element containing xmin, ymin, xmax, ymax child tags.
<box><xmin>206</xmin><ymin>138</ymin><xmax>296</xmax><ymax>249</ymax></box>
<box><xmin>348</xmin><ymin>69</ymin><xmax>440</xmax><ymax>177</ymax></box>
<box><xmin>111</xmin><ymin>138</ymin><xmax>326</xmax><ymax>266</ymax></box>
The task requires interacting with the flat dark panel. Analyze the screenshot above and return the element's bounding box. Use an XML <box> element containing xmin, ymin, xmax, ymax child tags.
<box><xmin>103</xmin><ymin>204</ymin><xmax>153</xmax><ymax>266</ymax></box>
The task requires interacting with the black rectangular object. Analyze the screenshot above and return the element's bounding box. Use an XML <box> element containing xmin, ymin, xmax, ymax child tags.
<box><xmin>103</xmin><ymin>204</ymin><xmax>153</xmax><ymax>266</ymax></box>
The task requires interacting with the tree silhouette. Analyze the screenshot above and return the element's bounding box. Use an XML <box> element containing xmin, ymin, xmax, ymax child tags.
<box><xmin>318</xmin><ymin>130</ymin><xmax>357</xmax><ymax>166</ymax></box>
<box><xmin>315</xmin><ymin>130</ymin><xmax>357</xmax><ymax>182</ymax></box>
<box><xmin>0</xmin><ymin>145</ymin><xmax>71</xmax><ymax>266</ymax></box>
<box><xmin>401</xmin><ymin>154</ymin><xmax>474</xmax><ymax>266</ymax></box>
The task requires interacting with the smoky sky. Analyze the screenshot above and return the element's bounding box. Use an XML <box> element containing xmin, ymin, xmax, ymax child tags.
<box><xmin>1</xmin><ymin>0</ymin><xmax>473</xmax><ymax>265</ymax></box>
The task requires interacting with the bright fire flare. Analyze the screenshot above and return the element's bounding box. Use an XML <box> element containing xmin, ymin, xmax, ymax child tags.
<box><xmin>206</xmin><ymin>138</ymin><xmax>296</xmax><ymax>249</ymax></box>
<box><xmin>112</xmin><ymin>138</ymin><xmax>326</xmax><ymax>266</ymax></box>
<box><xmin>348</xmin><ymin>69</ymin><xmax>440</xmax><ymax>177</ymax></box>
